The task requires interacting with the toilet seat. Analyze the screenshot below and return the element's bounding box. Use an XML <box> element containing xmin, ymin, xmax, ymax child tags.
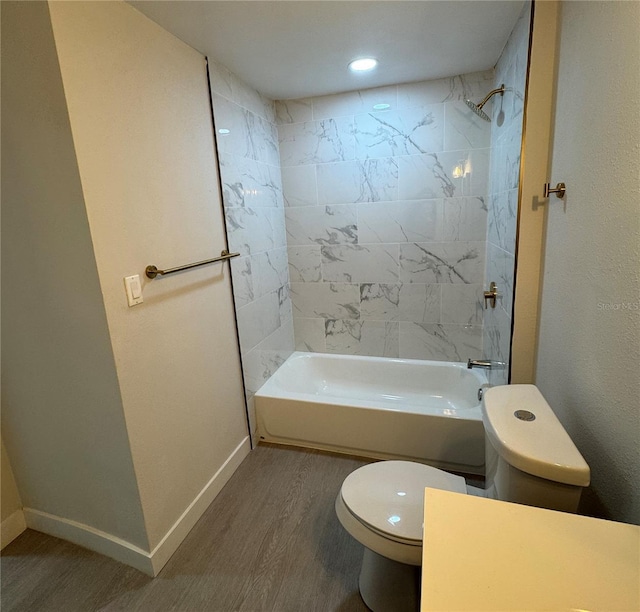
<box><xmin>336</xmin><ymin>461</ymin><xmax>467</xmax><ymax>565</ymax></box>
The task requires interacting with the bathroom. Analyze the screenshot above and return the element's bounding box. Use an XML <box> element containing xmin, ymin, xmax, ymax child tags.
<box><xmin>1</xmin><ymin>0</ymin><xmax>638</xmax><ymax>609</ymax></box>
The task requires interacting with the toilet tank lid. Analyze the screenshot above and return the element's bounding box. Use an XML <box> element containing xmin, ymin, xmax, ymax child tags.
<box><xmin>482</xmin><ymin>385</ymin><xmax>590</xmax><ymax>487</ymax></box>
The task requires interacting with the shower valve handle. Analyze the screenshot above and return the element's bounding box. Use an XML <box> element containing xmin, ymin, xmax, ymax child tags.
<box><xmin>484</xmin><ymin>282</ymin><xmax>498</xmax><ymax>309</ymax></box>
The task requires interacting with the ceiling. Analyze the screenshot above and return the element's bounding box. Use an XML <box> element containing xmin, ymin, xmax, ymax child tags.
<box><xmin>128</xmin><ymin>1</ymin><xmax>525</xmax><ymax>100</ymax></box>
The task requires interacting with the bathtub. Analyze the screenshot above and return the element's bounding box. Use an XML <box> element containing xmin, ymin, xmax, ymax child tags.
<box><xmin>255</xmin><ymin>351</ymin><xmax>488</xmax><ymax>475</ymax></box>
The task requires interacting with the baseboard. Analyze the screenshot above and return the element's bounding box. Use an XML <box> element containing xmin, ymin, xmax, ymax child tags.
<box><xmin>24</xmin><ymin>507</ymin><xmax>155</xmax><ymax>574</ymax></box>
<box><xmin>23</xmin><ymin>436</ymin><xmax>251</xmax><ymax>576</ymax></box>
<box><xmin>1</xmin><ymin>509</ymin><xmax>27</xmax><ymax>550</ymax></box>
<box><xmin>148</xmin><ymin>435</ymin><xmax>251</xmax><ymax>574</ymax></box>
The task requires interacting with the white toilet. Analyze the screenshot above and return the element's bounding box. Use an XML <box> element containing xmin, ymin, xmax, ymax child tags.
<box><xmin>335</xmin><ymin>384</ymin><xmax>591</xmax><ymax>612</ymax></box>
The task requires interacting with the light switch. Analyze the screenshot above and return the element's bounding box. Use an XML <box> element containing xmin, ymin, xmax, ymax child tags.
<box><xmin>124</xmin><ymin>274</ymin><xmax>143</xmax><ymax>306</ymax></box>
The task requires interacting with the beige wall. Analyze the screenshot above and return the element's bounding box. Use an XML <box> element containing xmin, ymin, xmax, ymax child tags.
<box><xmin>511</xmin><ymin>1</ymin><xmax>559</xmax><ymax>384</ymax></box>
<box><xmin>1</xmin><ymin>0</ymin><xmax>149</xmax><ymax>548</ymax></box>
<box><xmin>1</xmin><ymin>438</ymin><xmax>22</xmax><ymax>522</ymax></box>
<box><xmin>48</xmin><ymin>1</ymin><xmax>249</xmax><ymax>549</ymax></box>
<box><xmin>535</xmin><ymin>1</ymin><xmax>640</xmax><ymax>524</ymax></box>
<box><xmin>3</xmin><ymin>0</ymin><xmax>250</xmax><ymax>572</ymax></box>
<box><xmin>1</xmin><ymin>438</ymin><xmax>25</xmax><ymax>549</ymax></box>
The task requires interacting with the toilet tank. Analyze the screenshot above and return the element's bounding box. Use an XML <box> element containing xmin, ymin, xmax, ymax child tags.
<box><xmin>482</xmin><ymin>385</ymin><xmax>590</xmax><ymax>513</ymax></box>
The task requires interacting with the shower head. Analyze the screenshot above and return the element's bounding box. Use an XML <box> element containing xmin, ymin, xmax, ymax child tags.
<box><xmin>464</xmin><ymin>84</ymin><xmax>506</xmax><ymax>122</ymax></box>
<box><xmin>464</xmin><ymin>98</ymin><xmax>492</xmax><ymax>121</ymax></box>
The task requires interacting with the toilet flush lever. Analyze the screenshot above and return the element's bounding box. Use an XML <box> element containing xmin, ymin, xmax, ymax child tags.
<box><xmin>483</xmin><ymin>282</ymin><xmax>498</xmax><ymax>309</ymax></box>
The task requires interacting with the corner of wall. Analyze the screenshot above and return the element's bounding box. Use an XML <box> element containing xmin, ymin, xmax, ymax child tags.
<box><xmin>1</xmin><ymin>438</ymin><xmax>26</xmax><ymax>550</ymax></box>
<box><xmin>511</xmin><ymin>0</ymin><xmax>559</xmax><ymax>384</ymax></box>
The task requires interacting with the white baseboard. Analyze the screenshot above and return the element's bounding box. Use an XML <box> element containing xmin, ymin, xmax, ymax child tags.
<box><xmin>1</xmin><ymin>509</ymin><xmax>27</xmax><ymax>550</ymax></box>
<box><xmin>148</xmin><ymin>435</ymin><xmax>251</xmax><ymax>574</ymax></box>
<box><xmin>23</xmin><ymin>436</ymin><xmax>251</xmax><ymax>576</ymax></box>
<box><xmin>24</xmin><ymin>506</ymin><xmax>155</xmax><ymax>574</ymax></box>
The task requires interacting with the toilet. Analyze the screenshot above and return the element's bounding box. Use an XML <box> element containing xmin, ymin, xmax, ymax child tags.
<box><xmin>335</xmin><ymin>384</ymin><xmax>591</xmax><ymax>612</ymax></box>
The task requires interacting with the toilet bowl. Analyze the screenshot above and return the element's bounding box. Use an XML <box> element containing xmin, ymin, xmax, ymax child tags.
<box><xmin>336</xmin><ymin>384</ymin><xmax>590</xmax><ymax>612</ymax></box>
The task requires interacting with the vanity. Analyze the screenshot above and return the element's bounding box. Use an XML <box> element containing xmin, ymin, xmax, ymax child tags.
<box><xmin>421</xmin><ymin>488</ymin><xmax>640</xmax><ymax>611</ymax></box>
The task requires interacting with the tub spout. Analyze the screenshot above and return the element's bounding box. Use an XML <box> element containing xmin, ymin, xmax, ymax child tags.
<box><xmin>467</xmin><ymin>359</ymin><xmax>506</xmax><ymax>370</ymax></box>
<box><xmin>467</xmin><ymin>358</ymin><xmax>493</xmax><ymax>369</ymax></box>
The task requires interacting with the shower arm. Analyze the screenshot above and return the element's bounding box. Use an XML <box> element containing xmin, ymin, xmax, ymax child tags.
<box><xmin>476</xmin><ymin>84</ymin><xmax>506</xmax><ymax>110</ymax></box>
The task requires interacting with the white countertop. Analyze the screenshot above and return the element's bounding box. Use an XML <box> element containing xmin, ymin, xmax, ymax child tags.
<box><xmin>421</xmin><ymin>488</ymin><xmax>640</xmax><ymax>611</ymax></box>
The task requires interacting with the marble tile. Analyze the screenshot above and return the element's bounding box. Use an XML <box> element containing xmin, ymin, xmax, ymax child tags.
<box><xmin>487</xmin><ymin>190</ymin><xmax>517</xmax><ymax>255</ymax></box>
<box><xmin>358</xmin><ymin>282</ymin><xmax>442</xmax><ymax>324</ymax></box>
<box><xmin>444</xmin><ymin>101</ymin><xmax>491</xmax><ymax>151</ymax></box>
<box><xmin>281</xmin><ymin>165</ymin><xmax>317</xmax><ymax>207</ymax></box>
<box><xmin>359</xmin><ymin>283</ymin><xmax>401</xmax><ymax>321</ymax></box>
<box><xmin>272</xmin><ymin>207</ymin><xmax>288</xmax><ymax>249</ymax></box>
<box><xmin>288</xmin><ymin>246</ymin><xmax>322</xmax><ymax>282</ymax></box>
<box><xmin>218</xmin><ymin>153</ymin><xmax>283</xmax><ymax>209</ymax></box>
<box><xmin>275</xmin><ymin>98</ymin><xmax>313</xmax><ymax>124</ymax></box>
<box><xmin>312</xmin><ymin>85</ymin><xmax>398</xmax><ymax>119</ymax></box>
<box><xmin>317</xmin><ymin>158</ymin><xmax>398</xmax><ymax>204</ymax></box>
<box><xmin>285</xmin><ymin>204</ymin><xmax>357</xmax><ymax>246</ymax></box>
<box><xmin>214</xmin><ymin>93</ymin><xmax>279</xmax><ymax>166</ymax></box>
<box><xmin>463</xmin><ymin>148</ymin><xmax>490</xmax><ymax>197</ymax></box>
<box><xmin>485</xmin><ymin>242</ymin><xmax>515</xmax><ymax>318</ymax></box>
<box><xmin>229</xmin><ymin>255</ymin><xmax>254</xmax><ymax>308</ymax></box>
<box><xmin>290</xmin><ymin>282</ymin><xmax>360</xmax><ymax>320</ymax></box>
<box><xmin>399</xmin><ymin>322</ymin><xmax>482</xmax><ymax>361</ymax></box>
<box><xmin>321</xmin><ymin>244</ymin><xmax>400</xmax><ymax>283</ymax></box>
<box><xmin>242</xmin><ymin>323</ymin><xmax>294</xmax><ymax>395</ymax></box>
<box><xmin>278</xmin><ymin>284</ymin><xmax>293</xmax><ymax>328</ymax></box>
<box><xmin>226</xmin><ymin>207</ymin><xmax>275</xmax><ymax>255</ymax></box>
<box><xmin>278</xmin><ymin>117</ymin><xmax>355</xmax><ymax>166</ymax></box>
<box><xmin>398</xmin><ymin>153</ymin><xmax>459</xmax><ymax>200</ymax></box>
<box><xmin>208</xmin><ymin>59</ymin><xmax>235</xmax><ymax>101</ymax></box>
<box><xmin>241</xmin><ymin>348</ymin><xmax>274</xmax><ymax>397</ymax></box>
<box><xmin>397</xmin><ymin>71</ymin><xmax>495</xmax><ymax>108</ymax></box>
<box><xmin>482</xmin><ymin>305</ymin><xmax>512</xmax><ymax>386</ymax></box>
<box><xmin>441</xmin><ymin>284</ymin><xmax>485</xmax><ymax>325</ymax></box>
<box><xmin>294</xmin><ymin>317</ymin><xmax>327</xmax><ymax>352</ymax></box>
<box><xmin>442</xmin><ymin>197</ymin><xmax>488</xmax><ymax>242</ymax></box>
<box><xmin>209</xmin><ymin>59</ymin><xmax>276</xmax><ymax>124</ymax></box>
<box><xmin>398</xmin><ymin>283</ymin><xmax>442</xmax><ymax>323</ymax></box>
<box><xmin>236</xmin><ymin>291</ymin><xmax>281</xmax><ymax>354</ymax></box>
<box><xmin>325</xmin><ymin>319</ymin><xmax>399</xmax><ymax>358</ymax></box>
<box><xmin>253</xmin><ymin>248</ymin><xmax>289</xmax><ymax>298</ymax></box>
<box><xmin>399</xmin><ymin>241</ymin><xmax>485</xmax><ymax>284</ymax></box>
<box><xmin>358</xmin><ymin>199</ymin><xmax>442</xmax><ymax>244</ymax></box>
<box><xmin>353</xmin><ymin>105</ymin><xmax>444</xmax><ymax>158</ymax></box>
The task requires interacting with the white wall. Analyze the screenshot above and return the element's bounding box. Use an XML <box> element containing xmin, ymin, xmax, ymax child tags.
<box><xmin>536</xmin><ymin>1</ymin><xmax>640</xmax><ymax>524</ymax></box>
<box><xmin>48</xmin><ymin>1</ymin><xmax>250</xmax><ymax>552</ymax></box>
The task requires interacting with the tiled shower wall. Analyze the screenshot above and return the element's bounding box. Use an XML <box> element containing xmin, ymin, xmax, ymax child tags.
<box><xmin>484</xmin><ymin>2</ymin><xmax>532</xmax><ymax>385</ymax></box>
<box><xmin>276</xmin><ymin>72</ymin><xmax>493</xmax><ymax>361</ymax></box>
<box><xmin>207</xmin><ymin>60</ymin><xmax>294</xmax><ymax>437</ymax></box>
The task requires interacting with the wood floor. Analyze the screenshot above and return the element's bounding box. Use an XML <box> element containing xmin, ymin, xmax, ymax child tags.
<box><xmin>1</xmin><ymin>444</ymin><xmax>372</xmax><ymax>612</ymax></box>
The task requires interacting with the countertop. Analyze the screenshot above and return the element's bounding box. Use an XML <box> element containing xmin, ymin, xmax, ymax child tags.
<box><xmin>421</xmin><ymin>488</ymin><xmax>640</xmax><ymax>611</ymax></box>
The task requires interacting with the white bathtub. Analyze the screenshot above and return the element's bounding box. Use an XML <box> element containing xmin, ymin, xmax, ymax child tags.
<box><xmin>255</xmin><ymin>352</ymin><xmax>488</xmax><ymax>475</ymax></box>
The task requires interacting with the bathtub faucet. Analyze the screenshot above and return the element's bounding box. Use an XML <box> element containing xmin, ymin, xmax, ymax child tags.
<box><xmin>467</xmin><ymin>358</ymin><xmax>507</xmax><ymax>370</ymax></box>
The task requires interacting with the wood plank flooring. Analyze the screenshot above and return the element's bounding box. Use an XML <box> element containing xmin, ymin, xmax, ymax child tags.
<box><xmin>1</xmin><ymin>444</ymin><xmax>372</xmax><ymax>612</ymax></box>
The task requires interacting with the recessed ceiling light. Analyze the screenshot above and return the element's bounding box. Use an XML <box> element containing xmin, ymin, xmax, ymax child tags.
<box><xmin>218</xmin><ymin>128</ymin><xmax>230</xmax><ymax>134</ymax></box>
<box><xmin>373</xmin><ymin>103</ymin><xmax>390</xmax><ymax>110</ymax></box>
<box><xmin>348</xmin><ymin>58</ymin><xmax>378</xmax><ymax>72</ymax></box>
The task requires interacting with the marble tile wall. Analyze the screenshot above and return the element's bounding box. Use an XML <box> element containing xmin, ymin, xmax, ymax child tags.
<box><xmin>276</xmin><ymin>71</ymin><xmax>493</xmax><ymax>361</ymax></box>
<box><xmin>208</xmin><ymin>60</ymin><xmax>294</xmax><ymax>439</ymax></box>
<box><xmin>483</xmin><ymin>2</ymin><xmax>532</xmax><ymax>385</ymax></box>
